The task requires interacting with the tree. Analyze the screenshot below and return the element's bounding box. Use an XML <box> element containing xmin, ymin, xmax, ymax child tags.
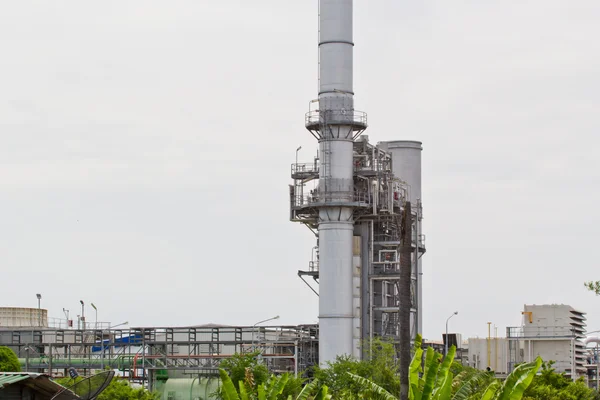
<box><xmin>55</xmin><ymin>376</ymin><xmax>158</xmax><ymax>400</ymax></box>
<box><xmin>522</xmin><ymin>361</ymin><xmax>600</xmax><ymax>400</ymax></box>
<box><xmin>95</xmin><ymin>379</ymin><xmax>159</xmax><ymax>400</ymax></box>
<box><xmin>584</xmin><ymin>281</ymin><xmax>600</xmax><ymax>295</ymax></box>
<box><xmin>312</xmin><ymin>338</ymin><xmax>400</xmax><ymax>397</ymax></box>
<box><xmin>218</xmin><ymin>351</ymin><xmax>270</xmax><ymax>394</ymax></box>
<box><xmin>0</xmin><ymin>346</ymin><xmax>21</xmax><ymax>372</ymax></box>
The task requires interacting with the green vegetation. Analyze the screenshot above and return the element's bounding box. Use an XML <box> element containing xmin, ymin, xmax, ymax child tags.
<box><xmin>55</xmin><ymin>376</ymin><xmax>159</xmax><ymax>400</ymax></box>
<box><xmin>219</xmin><ymin>368</ymin><xmax>329</xmax><ymax>400</ymax></box>
<box><xmin>344</xmin><ymin>335</ymin><xmax>542</xmax><ymax>399</ymax></box>
<box><xmin>0</xmin><ymin>346</ymin><xmax>21</xmax><ymax>372</ymax></box>
<box><xmin>44</xmin><ymin>336</ymin><xmax>593</xmax><ymax>400</ymax></box>
<box><xmin>216</xmin><ymin>351</ymin><xmax>308</xmax><ymax>400</ymax></box>
<box><xmin>522</xmin><ymin>361</ymin><xmax>600</xmax><ymax>400</ymax></box>
<box><xmin>584</xmin><ymin>281</ymin><xmax>600</xmax><ymax>296</ymax></box>
<box><xmin>218</xmin><ymin>335</ymin><xmax>549</xmax><ymax>400</ymax></box>
<box><xmin>311</xmin><ymin>338</ymin><xmax>400</xmax><ymax>397</ymax></box>
<box><xmin>219</xmin><ymin>352</ymin><xmax>271</xmax><ymax>394</ymax></box>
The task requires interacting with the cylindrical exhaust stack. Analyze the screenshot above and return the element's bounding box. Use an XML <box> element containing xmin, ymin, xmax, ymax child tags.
<box><xmin>319</xmin><ymin>0</ymin><xmax>353</xmax><ymax>109</ymax></box>
<box><xmin>385</xmin><ymin>140</ymin><xmax>424</xmax><ymax>336</ymax></box>
<box><xmin>316</xmin><ymin>0</ymin><xmax>358</xmax><ymax>364</ymax></box>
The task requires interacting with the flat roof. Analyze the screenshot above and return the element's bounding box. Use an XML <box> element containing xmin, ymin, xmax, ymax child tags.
<box><xmin>0</xmin><ymin>372</ymin><xmax>80</xmax><ymax>399</ymax></box>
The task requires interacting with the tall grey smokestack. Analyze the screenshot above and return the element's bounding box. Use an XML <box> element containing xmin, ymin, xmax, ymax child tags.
<box><xmin>306</xmin><ymin>0</ymin><xmax>367</xmax><ymax>364</ymax></box>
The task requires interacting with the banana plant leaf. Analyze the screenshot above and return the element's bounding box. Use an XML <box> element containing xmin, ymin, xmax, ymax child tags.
<box><xmin>238</xmin><ymin>380</ymin><xmax>249</xmax><ymax>400</ymax></box>
<box><xmin>409</xmin><ymin>338</ymin><xmax>425</xmax><ymax>400</ymax></box>
<box><xmin>452</xmin><ymin>371</ymin><xmax>490</xmax><ymax>400</ymax></box>
<box><xmin>219</xmin><ymin>369</ymin><xmax>241</xmax><ymax>400</ymax></box>
<box><xmin>347</xmin><ymin>372</ymin><xmax>397</xmax><ymax>400</ymax></box>
<box><xmin>296</xmin><ymin>378</ymin><xmax>319</xmax><ymax>400</ymax></box>
<box><xmin>480</xmin><ymin>381</ymin><xmax>500</xmax><ymax>400</ymax></box>
<box><xmin>432</xmin><ymin>345</ymin><xmax>456</xmax><ymax>400</ymax></box>
<box><xmin>495</xmin><ymin>357</ymin><xmax>542</xmax><ymax>400</ymax></box>
<box><xmin>433</xmin><ymin>371</ymin><xmax>453</xmax><ymax>400</ymax></box>
<box><xmin>421</xmin><ymin>347</ymin><xmax>436</xmax><ymax>389</ymax></box>
<box><xmin>268</xmin><ymin>374</ymin><xmax>289</xmax><ymax>400</ymax></box>
<box><xmin>258</xmin><ymin>383</ymin><xmax>267</xmax><ymax>400</ymax></box>
<box><xmin>421</xmin><ymin>348</ymin><xmax>441</xmax><ymax>400</ymax></box>
<box><xmin>314</xmin><ymin>384</ymin><xmax>331</xmax><ymax>400</ymax></box>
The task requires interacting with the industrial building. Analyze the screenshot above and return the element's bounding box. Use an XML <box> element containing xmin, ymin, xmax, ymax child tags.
<box><xmin>467</xmin><ymin>304</ymin><xmax>589</xmax><ymax>381</ymax></box>
<box><xmin>0</xmin><ymin>307</ymin><xmax>48</xmax><ymax>329</ymax></box>
<box><xmin>468</xmin><ymin>337</ymin><xmax>509</xmax><ymax>376</ymax></box>
<box><xmin>508</xmin><ymin>304</ymin><xmax>587</xmax><ymax>379</ymax></box>
<box><xmin>0</xmin><ymin>307</ymin><xmax>318</xmax><ymax>393</ymax></box>
<box><xmin>289</xmin><ymin>0</ymin><xmax>425</xmax><ymax>364</ymax></box>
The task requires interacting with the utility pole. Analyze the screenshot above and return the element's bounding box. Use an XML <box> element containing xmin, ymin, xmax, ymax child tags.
<box><xmin>398</xmin><ymin>202</ymin><xmax>412</xmax><ymax>400</ymax></box>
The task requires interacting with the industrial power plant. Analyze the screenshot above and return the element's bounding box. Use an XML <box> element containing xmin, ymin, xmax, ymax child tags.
<box><xmin>0</xmin><ymin>0</ymin><xmax>426</xmax><ymax>394</ymax></box>
<box><xmin>288</xmin><ymin>0</ymin><xmax>424</xmax><ymax>364</ymax></box>
<box><xmin>2</xmin><ymin>0</ymin><xmax>596</xmax><ymax>399</ymax></box>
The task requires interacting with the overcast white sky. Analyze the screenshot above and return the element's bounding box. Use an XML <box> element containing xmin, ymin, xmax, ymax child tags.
<box><xmin>1</xmin><ymin>1</ymin><xmax>599</xmax><ymax>341</ymax></box>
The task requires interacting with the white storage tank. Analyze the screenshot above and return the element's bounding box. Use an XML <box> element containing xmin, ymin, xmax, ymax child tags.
<box><xmin>0</xmin><ymin>307</ymin><xmax>48</xmax><ymax>328</ymax></box>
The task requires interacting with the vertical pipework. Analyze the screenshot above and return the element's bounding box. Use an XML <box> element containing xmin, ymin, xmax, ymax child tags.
<box><xmin>317</xmin><ymin>0</ymin><xmax>356</xmax><ymax>364</ymax></box>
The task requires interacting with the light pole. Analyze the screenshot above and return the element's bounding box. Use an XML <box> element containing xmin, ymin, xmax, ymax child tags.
<box><xmin>91</xmin><ymin>303</ymin><xmax>98</xmax><ymax>329</ymax></box>
<box><xmin>36</xmin><ymin>294</ymin><xmax>42</xmax><ymax>327</ymax></box>
<box><xmin>252</xmin><ymin>315</ymin><xmax>280</xmax><ymax>352</ymax></box>
<box><xmin>80</xmin><ymin>300</ymin><xmax>85</xmax><ymax>330</ymax></box>
<box><xmin>295</xmin><ymin>146</ymin><xmax>302</xmax><ymax>166</ymax></box>
<box><xmin>445</xmin><ymin>311</ymin><xmax>459</xmax><ymax>356</ymax></box>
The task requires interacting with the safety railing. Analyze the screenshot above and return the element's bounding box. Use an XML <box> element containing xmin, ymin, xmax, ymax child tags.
<box><xmin>353</xmin><ymin>159</ymin><xmax>391</xmax><ymax>174</ymax></box>
<box><xmin>305</xmin><ymin>109</ymin><xmax>368</xmax><ymax>127</ymax></box>
<box><xmin>291</xmin><ymin>163</ymin><xmax>319</xmax><ymax>175</ymax></box>
<box><xmin>291</xmin><ymin>191</ymin><xmax>373</xmax><ymax>208</ymax></box>
<box><xmin>47</xmin><ymin>318</ymin><xmax>113</xmax><ymax>330</ymax></box>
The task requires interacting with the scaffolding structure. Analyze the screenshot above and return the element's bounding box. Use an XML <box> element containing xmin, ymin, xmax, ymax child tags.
<box><xmin>0</xmin><ymin>324</ymin><xmax>318</xmax><ymax>390</ymax></box>
<box><xmin>291</xmin><ymin>137</ymin><xmax>425</xmax><ymax>357</ymax></box>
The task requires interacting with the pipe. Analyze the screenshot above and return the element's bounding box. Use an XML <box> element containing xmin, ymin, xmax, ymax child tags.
<box><xmin>487</xmin><ymin>322</ymin><xmax>491</xmax><ymax>369</ymax></box>
<box><xmin>190</xmin><ymin>376</ymin><xmax>198</xmax><ymax>400</ymax></box>
<box><xmin>494</xmin><ymin>325</ymin><xmax>498</xmax><ymax>372</ymax></box>
<box><xmin>585</xmin><ymin>336</ymin><xmax>600</xmax><ymax>345</ymax></box>
<box><xmin>369</xmin><ymin>221</ymin><xmax>374</xmax><ymax>341</ymax></box>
